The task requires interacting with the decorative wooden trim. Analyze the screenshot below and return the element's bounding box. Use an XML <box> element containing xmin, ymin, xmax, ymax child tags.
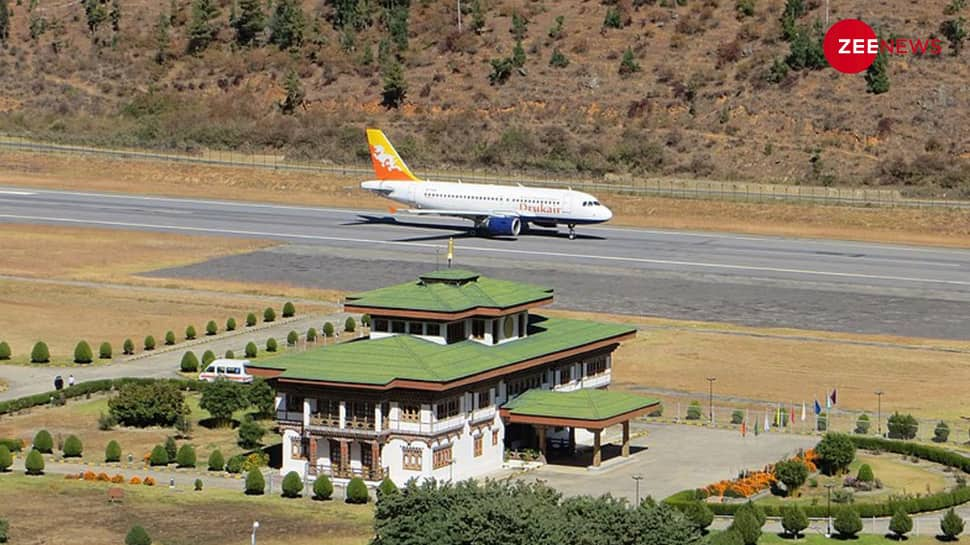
<box><xmin>344</xmin><ymin>298</ymin><xmax>552</xmax><ymax>321</ymax></box>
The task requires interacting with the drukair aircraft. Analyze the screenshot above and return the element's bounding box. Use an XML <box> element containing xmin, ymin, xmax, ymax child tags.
<box><xmin>361</xmin><ymin>129</ymin><xmax>612</xmax><ymax>239</ymax></box>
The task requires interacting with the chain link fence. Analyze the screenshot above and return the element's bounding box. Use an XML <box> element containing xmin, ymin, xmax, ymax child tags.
<box><xmin>3</xmin><ymin>134</ymin><xmax>969</xmax><ymax>209</ymax></box>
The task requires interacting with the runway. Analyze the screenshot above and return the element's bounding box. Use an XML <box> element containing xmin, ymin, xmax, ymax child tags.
<box><xmin>2</xmin><ymin>187</ymin><xmax>969</xmax><ymax>339</ymax></box>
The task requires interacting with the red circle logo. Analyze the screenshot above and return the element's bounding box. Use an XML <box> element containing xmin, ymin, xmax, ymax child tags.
<box><xmin>823</xmin><ymin>19</ymin><xmax>878</xmax><ymax>74</ymax></box>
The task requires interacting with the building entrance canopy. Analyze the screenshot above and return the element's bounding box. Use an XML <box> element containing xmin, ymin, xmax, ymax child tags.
<box><xmin>500</xmin><ymin>389</ymin><xmax>660</xmax><ymax>430</ymax></box>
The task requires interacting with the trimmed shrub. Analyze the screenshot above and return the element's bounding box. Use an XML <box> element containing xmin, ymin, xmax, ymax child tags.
<box><xmin>33</xmin><ymin>430</ymin><xmax>53</xmax><ymax>453</ymax></box>
<box><xmin>816</xmin><ymin>433</ymin><xmax>856</xmax><ymax>475</ymax></box>
<box><xmin>708</xmin><ymin>530</ymin><xmax>743</xmax><ymax>545</ymax></box>
<box><xmin>282</xmin><ymin>470</ymin><xmax>303</xmax><ymax>497</ymax></box>
<box><xmin>202</xmin><ymin>350</ymin><xmax>215</xmax><ymax>366</ymax></box>
<box><xmin>73</xmin><ymin>341</ymin><xmax>93</xmax><ymax>364</ymax></box>
<box><xmin>361</xmin><ymin>314</ymin><xmax>371</xmax><ymax>327</ymax></box>
<box><xmin>306</xmin><ymin>328</ymin><xmax>318</xmax><ymax>342</ymax></box>
<box><xmin>934</xmin><ymin>421</ymin><xmax>950</xmax><ymax>443</ymax></box>
<box><xmin>165</xmin><ymin>331</ymin><xmax>176</xmax><ymax>346</ymax></box>
<box><xmin>180</xmin><ymin>351</ymin><xmax>199</xmax><ymax>372</ymax></box>
<box><xmin>856</xmin><ymin>463</ymin><xmax>874</xmax><ymax>482</ymax></box>
<box><xmin>313</xmin><ymin>474</ymin><xmax>334</xmax><ymax>500</ymax></box>
<box><xmin>888</xmin><ymin>412</ymin><xmax>918</xmax><ymax>439</ymax></box>
<box><xmin>25</xmin><ymin>449</ymin><xmax>44</xmax><ymax>475</ymax></box>
<box><xmin>346</xmin><ymin>476</ymin><xmax>369</xmax><ymax>503</ymax></box>
<box><xmin>207</xmin><ymin>449</ymin><xmax>225</xmax><ymax>471</ymax></box>
<box><xmin>176</xmin><ymin>444</ymin><xmax>196</xmax><ymax>467</ymax></box>
<box><xmin>774</xmin><ymin>459</ymin><xmax>808</xmax><ymax>495</ymax></box>
<box><xmin>781</xmin><ymin>504</ymin><xmax>808</xmax><ymax>538</ymax></box>
<box><xmin>224</xmin><ymin>350</ymin><xmax>234</xmax><ymax>359</ymax></box>
<box><xmin>245</xmin><ymin>342</ymin><xmax>258</xmax><ymax>358</ymax></box>
<box><xmin>123</xmin><ymin>338</ymin><xmax>135</xmax><ymax>355</ymax></box>
<box><xmin>731</xmin><ymin>410</ymin><xmax>744</xmax><ymax>425</ymax></box>
<box><xmin>105</xmin><ymin>440</ymin><xmax>122</xmax><ymax>462</ymax></box>
<box><xmin>62</xmin><ymin>435</ymin><xmax>83</xmax><ymax>457</ymax></box>
<box><xmin>108</xmin><ymin>381</ymin><xmax>186</xmax><ymax>428</ymax></box>
<box><xmin>226</xmin><ymin>317</ymin><xmax>237</xmax><ymax>331</ymax></box>
<box><xmin>686</xmin><ymin>401</ymin><xmax>702</xmax><ymax>420</ymax></box>
<box><xmin>144</xmin><ymin>335</ymin><xmax>156</xmax><ymax>351</ymax></box>
<box><xmin>266</xmin><ymin>338</ymin><xmax>278</xmax><ymax>352</ymax></box>
<box><xmin>287</xmin><ymin>330</ymin><xmax>299</xmax><ymax>345</ymax></box>
<box><xmin>377</xmin><ymin>476</ymin><xmax>399</xmax><ymax>500</ymax></box>
<box><xmin>854</xmin><ymin>413</ymin><xmax>870</xmax><ymax>434</ymax></box>
<box><xmin>833</xmin><ymin>507</ymin><xmax>862</xmax><ymax>538</ymax></box>
<box><xmin>245</xmin><ymin>468</ymin><xmax>265</xmax><ymax>495</ymax></box>
<box><xmin>185</xmin><ymin>325</ymin><xmax>197</xmax><ymax>340</ymax></box>
<box><xmin>125</xmin><ymin>525</ymin><xmax>151</xmax><ymax>545</ymax></box>
<box><xmin>344</xmin><ymin>317</ymin><xmax>356</xmax><ymax>333</ymax></box>
<box><xmin>0</xmin><ymin>445</ymin><xmax>12</xmax><ymax>472</ymax></box>
<box><xmin>0</xmin><ymin>341</ymin><xmax>9</xmax><ymax>360</ymax></box>
<box><xmin>729</xmin><ymin>507</ymin><xmax>762</xmax><ymax>545</ymax></box>
<box><xmin>263</xmin><ymin>307</ymin><xmax>276</xmax><ymax>322</ymax></box>
<box><xmin>206</xmin><ymin>320</ymin><xmax>217</xmax><ymax>336</ymax></box>
<box><xmin>889</xmin><ymin>508</ymin><xmax>913</xmax><ymax>538</ymax></box>
<box><xmin>282</xmin><ymin>301</ymin><xmax>296</xmax><ymax>318</ymax></box>
<box><xmin>194</xmin><ymin>478</ymin><xmax>203</xmax><ymax>491</ymax></box>
<box><xmin>149</xmin><ymin>444</ymin><xmax>169</xmax><ymax>466</ymax></box>
<box><xmin>0</xmin><ymin>518</ymin><xmax>7</xmax><ymax>543</ymax></box>
<box><xmin>683</xmin><ymin>501</ymin><xmax>714</xmax><ymax>532</ymax></box>
<box><xmin>941</xmin><ymin>508</ymin><xmax>965</xmax><ymax>540</ymax></box>
<box><xmin>226</xmin><ymin>454</ymin><xmax>244</xmax><ymax>473</ymax></box>
<box><xmin>165</xmin><ymin>436</ymin><xmax>178</xmax><ymax>458</ymax></box>
<box><xmin>99</xmin><ymin>341</ymin><xmax>112</xmax><ymax>359</ymax></box>
<box><xmin>0</xmin><ymin>439</ymin><xmax>21</xmax><ymax>453</ymax></box>
<box><xmin>246</xmin><ymin>313</ymin><xmax>257</xmax><ymax>327</ymax></box>
<box><xmin>30</xmin><ymin>342</ymin><xmax>50</xmax><ymax>364</ymax></box>
<box><xmin>323</xmin><ymin>322</ymin><xmax>334</xmax><ymax>337</ymax></box>
<box><xmin>237</xmin><ymin>418</ymin><xmax>266</xmax><ymax>449</ymax></box>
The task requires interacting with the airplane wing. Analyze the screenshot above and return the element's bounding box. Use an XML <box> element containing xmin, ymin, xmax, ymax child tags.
<box><xmin>397</xmin><ymin>209</ymin><xmax>520</xmax><ymax>221</ymax></box>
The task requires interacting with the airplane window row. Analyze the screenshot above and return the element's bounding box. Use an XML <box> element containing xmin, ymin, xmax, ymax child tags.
<box><xmin>426</xmin><ymin>193</ymin><xmax>559</xmax><ymax>205</ymax></box>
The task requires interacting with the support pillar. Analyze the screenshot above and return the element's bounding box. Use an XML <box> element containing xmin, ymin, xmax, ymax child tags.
<box><xmin>536</xmin><ymin>426</ymin><xmax>547</xmax><ymax>458</ymax></box>
<box><xmin>592</xmin><ymin>429</ymin><xmax>602</xmax><ymax>467</ymax></box>
<box><xmin>371</xmin><ymin>441</ymin><xmax>381</xmax><ymax>479</ymax></box>
<box><xmin>622</xmin><ymin>421</ymin><xmax>631</xmax><ymax>457</ymax></box>
<box><xmin>340</xmin><ymin>440</ymin><xmax>350</xmax><ymax>474</ymax></box>
<box><xmin>568</xmin><ymin>427</ymin><xmax>576</xmax><ymax>454</ymax></box>
<box><xmin>308</xmin><ymin>437</ymin><xmax>318</xmax><ymax>464</ymax></box>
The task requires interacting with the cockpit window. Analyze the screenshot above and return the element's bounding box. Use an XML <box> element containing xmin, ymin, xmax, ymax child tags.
<box><xmin>594</xmin><ymin>201</ymin><xmax>601</xmax><ymax>206</ymax></box>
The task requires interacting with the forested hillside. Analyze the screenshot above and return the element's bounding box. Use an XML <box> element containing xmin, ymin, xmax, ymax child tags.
<box><xmin>0</xmin><ymin>0</ymin><xmax>967</xmax><ymax>196</ymax></box>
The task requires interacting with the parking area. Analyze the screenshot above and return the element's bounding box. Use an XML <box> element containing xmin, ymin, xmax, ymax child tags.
<box><xmin>502</xmin><ymin>422</ymin><xmax>818</xmax><ymax>503</ymax></box>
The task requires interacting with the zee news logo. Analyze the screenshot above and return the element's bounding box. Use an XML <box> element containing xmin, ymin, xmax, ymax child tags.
<box><xmin>823</xmin><ymin>19</ymin><xmax>943</xmax><ymax>74</ymax></box>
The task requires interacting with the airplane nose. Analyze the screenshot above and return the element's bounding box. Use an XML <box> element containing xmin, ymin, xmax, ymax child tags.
<box><xmin>603</xmin><ymin>207</ymin><xmax>613</xmax><ymax>220</ymax></box>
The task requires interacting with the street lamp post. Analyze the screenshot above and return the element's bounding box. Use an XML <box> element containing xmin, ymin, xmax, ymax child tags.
<box><xmin>632</xmin><ymin>474</ymin><xmax>643</xmax><ymax>506</ymax></box>
<box><xmin>706</xmin><ymin>377</ymin><xmax>717</xmax><ymax>424</ymax></box>
<box><xmin>875</xmin><ymin>390</ymin><xmax>884</xmax><ymax>436</ymax></box>
<box><xmin>824</xmin><ymin>484</ymin><xmax>835</xmax><ymax>537</ymax></box>
<box><xmin>252</xmin><ymin>521</ymin><xmax>260</xmax><ymax>545</ymax></box>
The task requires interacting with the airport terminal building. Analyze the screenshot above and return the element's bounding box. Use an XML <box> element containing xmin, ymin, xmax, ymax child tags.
<box><xmin>249</xmin><ymin>269</ymin><xmax>658</xmax><ymax>485</ymax></box>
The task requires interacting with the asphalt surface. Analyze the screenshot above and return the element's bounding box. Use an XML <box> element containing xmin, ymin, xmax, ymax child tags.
<box><xmin>2</xmin><ymin>187</ymin><xmax>970</xmax><ymax>339</ymax></box>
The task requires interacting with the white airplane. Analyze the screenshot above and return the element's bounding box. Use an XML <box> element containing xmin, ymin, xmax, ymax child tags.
<box><xmin>360</xmin><ymin>129</ymin><xmax>612</xmax><ymax>239</ymax></box>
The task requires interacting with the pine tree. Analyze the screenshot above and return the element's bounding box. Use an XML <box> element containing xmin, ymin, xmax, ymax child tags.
<box><xmin>109</xmin><ymin>0</ymin><xmax>120</xmax><ymax>32</ymax></box>
<box><xmin>280</xmin><ymin>69</ymin><xmax>305</xmax><ymax>114</ymax></box>
<box><xmin>0</xmin><ymin>0</ymin><xmax>10</xmax><ymax>45</ymax></box>
<box><xmin>780</xmin><ymin>504</ymin><xmax>808</xmax><ymax>538</ymax></box>
<box><xmin>83</xmin><ymin>0</ymin><xmax>108</xmax><ymax>35</ymax></box>
<box><xmin>619</xmin><ymin>48</ymin><xmax>640</xmax><ymax>75</ymax></box>
<box><xmin>865</xmin><ymin>47</ymin><xmax>889</xmax><ymax>94</ymax></box>
<box><xmin>511</xmin><ymin>40</ymin><xmax>526</xmax><ymax>68</ymax></box>
<box><xmin>269</xmin><ymin>0</ymin><xmax>305</xmax><ymax>50</ymax></box>
<box><xmin>940</xmin><ymin>18</ymin><xmax>967</xmax><ymax>56</ymax></box>
<box><xmin>889</xmin><ymin>508</ymin><xmax>913</xmax><ymax>539</ymax></box>
<box><xmin>232</xmin><ymin>0</ymin><xmax>264</xmax><ymax>46</ymax></box>
<box><xmin>941</xmin><ymin>508</ymin><xmax>965</xmax><ymax>540</ymax></box>
<box><xmin>187</xmin><ymin>0</ymin><xmax>220</xmax><ymax>54</ymax></box>
<box><xmin>381</xmin><ymin>58</ymin><xmax>407</xmax><ymax>108</ymax></box>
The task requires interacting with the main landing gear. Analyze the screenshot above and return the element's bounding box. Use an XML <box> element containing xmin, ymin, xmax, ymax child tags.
<box><xmin>567</xmin><ymin>224</ymin><xmax>576</xmax><ymax>240</ymax></box>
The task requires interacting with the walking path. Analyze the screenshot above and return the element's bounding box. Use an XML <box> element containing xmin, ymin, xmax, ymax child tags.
<box><xmin>0</xmin><ymin>311</ymin><xmax>356</xmax><ymax>401</ymax></box>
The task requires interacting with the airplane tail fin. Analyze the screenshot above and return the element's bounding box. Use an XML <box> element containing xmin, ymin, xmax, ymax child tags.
<box><xmin>366</xmin><ymin>129</ymin><xmax>420</xmax><ymax>181</ymax></box>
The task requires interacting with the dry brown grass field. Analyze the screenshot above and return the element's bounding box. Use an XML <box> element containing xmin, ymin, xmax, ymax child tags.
<box><xmin>3</xmin><ymin>150</ymin><xmax>969</xmax><ymax>248</ymax></box>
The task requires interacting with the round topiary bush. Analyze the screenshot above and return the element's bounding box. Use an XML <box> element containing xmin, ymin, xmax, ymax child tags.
<box><xmin>207</xmin><ymin>449</ymin><xmax>225</xmax><ymax>471</ymax></box>
<box><xmin>686</xmin><ymin>401</ymin><xmax>702</xmax><ymax>420</ymax></box>
<box><xmin>176</xmin><ymin>444</ymin><xmax>196</xmax><ymax>468</ymax></box>
<box><xmin>164</xmin><ymin>331</ymin><xmax>176</xmax><ymax>346</ymax></box>
<box><xmin>263</xmin><ymin>307</ymin><xmax>276</xmax><ymax>323</ymax></box>
<box><xmin>246</xmin><ymin>313</ymin><xmax>257</xmax><ymax>327</ymax></box>
<box><xmin>194</xmin><ymin>478</ymin><xmax>204</xmax><ymax>491</ymax></box>
<box><xmin>73</xmin><ymin>341</ymin><xmax>93</xmax><ymax>364</ymax></box>
<box><xmin>815</xmin><ymin>433</ymin><xmax>856</xmax><ymax>475</ymax></box>
<box><xmin>202</xmin><ymin>350</ymin><xmax>215</xmax><ymax>366</ymax></box>
<box><xmin>180</xmin><ymin>351</ymin><xmax>199</xmax><ymax>373</ymax></box>
<box><xmin>344</xmin><ymin>317</ymin><xmax>356</xmax><ymax>333</ymax></box>
<box><xmin>33</xmin><ymin>430</ymin><xmax>53</xmax><ymax>453</ymax></box>
<box><xmin>313</xmin><ymin>475</ymin><xmax>334</xmax><ymax>500</ymax></box>
<box><xmin>226</xmin><ymin>317</ymin><xmax>237</xmax><ymax>331</ymax></box>
<box><xmin>307</xmin><ymin>328</ymin><xmax>318</xmax><ymax>342</ymax></box>
<box><xmin>123</xmin><ymin>338</ymin><xmax>135</xmax><ymax>355</ymax></box>
<box><xmin>144</xmin><ymin>335</ymin><xmax>156</xmax><ymax>351</ymax></box>
<box><xmin>125</xmin><ymin>525</ymin><xmax>151</xmax><ymax>545</ymax></box>
<box><xmin>62</xmin><ymin>435</ymin><xmax>83</xmax><ymax>458</ymax></box>
<box><xmin>245</xmin><ymin>468</ymin><xmax>265</xmax><ymax>495</ymax></box>
<box><xmin>105</xmin><ymin>440</ymin><xmax>122</xmax><ymax>463</ymax></box>
<box><xmin>185</xmin><ymin>325</ymin><xmax>197</xmax><ymax>340</ymax></box>
<box><xmin>361</xmin><ymin>314</ymin><xmax>371</xmax><ymax>327</ymax></box>
<box><xmin>226</xmin><ymin>454</ymin><xmax>244</xmax><ymax>474</ymax></box>
<box><xmin>281</xmin><ymin>471</ymin><xmax>303</xmax><ymax>498</ymax></box>
<box><xmin>149</xmin><ymin>445</ymin><xmax>169</xmax><ymax>466</ymax></box>
<box><xmin>206</xmin><ymin>320</ymin><xmax>218</xmax><ymax>336</ymax></box>
<box><xmin>731</xmin><ymin>410</ymin><xmax>744</xmax><ymax>425</ymax></box>
<box><xmin>224</xmin><ymin>350</ymin><xmax>234</xmax><ymax>359</ymax></box>
<box><xmin>683</xmin><ymin>501</ymin><xmax>714</xmax><ymax>532</ymax></box>
<box><xmin>934</xmin><ymin>421</ymin><xmax>950</xmax><ymax>443</ymax></box>
<box><xmin>30</xmin><ymin>342</ymin><xmax>50</xmax><ymax>364</ymax></box>
<box><xmin>346</xmin><ymin>477</ymin><xmax>369</xmax><ymax>504</ymax></box>
<box><xmin>323</xmin><ymin>322</ymin><xmax>334</xmax><ymax>338</ymax></box>
<box><xmin>25</xmin><ymin>449</ymin><xmax>44</xmax><ymax>475</ymax></box>
<box><xmin>99</xmin><ymin>341</ymin><xmax>112</xmax><ymax>359</ymax></box>
<box><xmin>266</xmin><ymin>338</ymin><xmax>278</xmax><ymax>352</ymax></box>
<box><xmin>287</xmin><ymin>330</ymin><xmax>299</xmax><ymax>345</ymax></box>
<box><xmin>377</xmin><ymin>476</ymin><xmax>398</xmax><ymax>500</ymax></box>
<box><xmin>856</xmin><ymin>463</ymin><xmax>874</xmax><ymax>482</ymax></box>
<box><xmin>282</xmin><ymin>301</ymin><xmax>296</xmax><ymax>318</ymax></box>
<box><xmin>0</xmin><ymin>341</ymin><xmax>10</xmax><ymax>360</ymax></box>
<box><xmin>854</xmin><ymin>413</ymin><xmax>871</xmax><ymax>434</ymax></box>
<box><xmin>834</xmin><ymin>507</ymin><xmax>862</xmax><ymax>538</ymax></box>
<box><xmin>0</xmin><ymin>445</ymin><xmax>13</xmax><ymax>472</ymax></box>
<box><xmin>245</xmin><ymin>342</ymin><xmax>258</xmax><ymax>358</ymax></box>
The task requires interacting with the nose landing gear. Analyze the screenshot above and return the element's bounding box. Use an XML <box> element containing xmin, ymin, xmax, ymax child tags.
<box><xmin>567</xmin><ymin>224</ymin><xmax>576</xmax><ymax>240</ymax></box>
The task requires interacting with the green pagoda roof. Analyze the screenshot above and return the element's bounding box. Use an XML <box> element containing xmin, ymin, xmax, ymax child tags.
<box><xmin>502</xmin><ymin>389</ymin><xmax>660</xmax><ymax>422</ymax></box>
<box><xmin>250</xmin><ymin>316</ymin><xmax>635</xmax><ymax>387</ymax></box>
<box><xmin>343</xmin><ymin>269</ymin><xmax>553</xmax><ymax>313</ymax></box>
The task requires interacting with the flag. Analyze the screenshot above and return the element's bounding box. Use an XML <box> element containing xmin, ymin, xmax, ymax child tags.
<box><xmin>790</xmin><ymin>404</ymin><xmax>796</xmax><ymax>425</ymax></box>
<box><xmin>447</xmin><ymin>237</ymin><xmax>455</xmax><ymax>266</ymax></box>
<box><xmin>801</xmin><ymin>402</ymin><xmax>807</xmax><ymax>422</ymax></box>
<box><xmin>775</xmin><ymin>406</ymin><xmax>781</xmax><ymax>427</ymax></box>
<box><xmin>826</xmin><ymin>393</ymin><xmax>832</xmax><ymax>410</ymax></box>
<box><xmin>830</xmin><ymin>388</ymin><xmax>838</xmax><ymax>406</ymax></box>
<box><xmin>764</xmin><ymin>412</ymin><xmax>770</xmax><ymax>432</ymax></box>
<box><xmin>814</xmin><ymin>399</ymin><xmax>822</xmax><ymax>415</ymax></box>
<box><xmin>741</xmin><ymin>421</ymin><xmax>746</xmax><ymax>437</ymax></box>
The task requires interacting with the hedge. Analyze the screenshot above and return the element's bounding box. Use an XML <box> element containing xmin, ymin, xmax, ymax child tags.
<box><xmin>0</xmin><ymin>378</ymin><xmax>204</xmax><ymax>416</ymax></box>
<box><xmin>666</xmin><ymin>437</ymin><xmax>970</xmax><ymax>518</ymax></box>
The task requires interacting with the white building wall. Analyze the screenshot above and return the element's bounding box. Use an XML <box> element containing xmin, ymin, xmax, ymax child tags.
<box><xmin>281</xmin><ymin>429</ymin><xmax>307</xmax><ymax>475</ymax></box>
